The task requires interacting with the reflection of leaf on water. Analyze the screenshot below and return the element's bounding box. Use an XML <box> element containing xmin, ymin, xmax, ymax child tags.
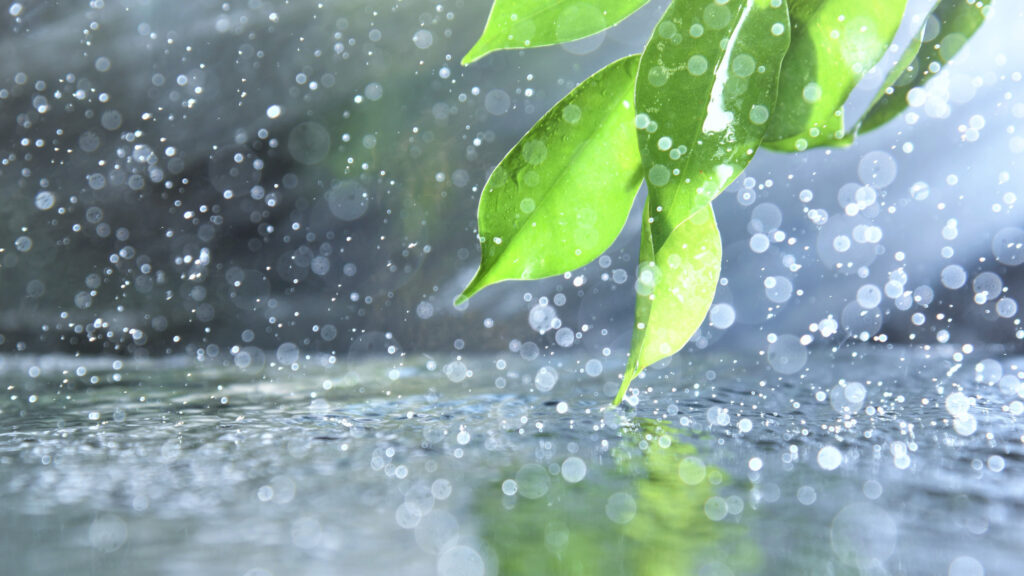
<box><xmin>477</xmin><ymin>419</ymin><xmax>760</xmax><ymax>576</ymax></box>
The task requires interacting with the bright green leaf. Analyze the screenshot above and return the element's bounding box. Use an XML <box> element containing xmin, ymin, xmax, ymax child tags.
<box><xmin>457</xmin><ymin>55</ymin><xmax>644</xmax><ymax>305</ymax></box>
<box><xmin>462</xmin><ymin>0</ymin><xmax>652</xmax><ymax>65</ymax></box>
<box><xmin>762</xmin><ymin>0</ymin><xmax>908</xmax><ymax>151</ymax></box>
<box><xmin>851</xmin><ymin>0</ymin><xmax>991</xmax><ymax>138</ymax></box>
<box><xmin>615</xmin><ymin>203</ymin><xmax>722</xmax><ymax>405</ymax></box>
<box><xmin>635</xmin><ymin>0</ymin><xmax>790</xmax><ymax>252</ymax></box>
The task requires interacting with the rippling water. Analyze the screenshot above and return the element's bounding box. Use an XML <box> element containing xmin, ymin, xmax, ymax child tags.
<box><xmin>1</xmin><ymin>345</ymin><xmax>1022</xmax><ymax>575</ymax></box>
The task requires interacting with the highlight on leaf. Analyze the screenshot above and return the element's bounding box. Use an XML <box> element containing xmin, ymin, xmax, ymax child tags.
<box><xmin>635</xmin><ymin>0</ymin><xmax>791</xmax><ymax>251</ymax></box>
<box><xmin>456</xmin><ymin>55</ymin><xmax>644</xmax><ymax>305</ymax></box>
<box><xmin>462</xmin><ymin>0</ymin><xmax>652</xmax><ymax>65</ymax></box>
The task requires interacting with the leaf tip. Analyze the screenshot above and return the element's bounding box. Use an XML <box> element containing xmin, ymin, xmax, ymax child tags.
<box><xmin>461</xmin><ymin>43</ymin><xmax>489</xmax><ymax>67</ymax></box>
<box><xmin>456</xmin><ymin>266</ymin><xmax>492</xmax><ymax>307</ymax></box>
<box><xmin>613</xmin><ymin>365</ymin><xmax>638</xmax><ymax>406</ymax></box>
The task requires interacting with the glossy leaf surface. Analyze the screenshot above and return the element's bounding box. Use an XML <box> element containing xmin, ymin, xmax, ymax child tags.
<box><xmin>463</xmin><ymin>0</ymin><xmax>652</xmax><ymax>65</ymax></box>
<box><xmin>616</xmin><ymin>203</ymin><xmax>721</xmax><ymax>405</ymax></box>
<box><xmin>636</xmin><ymin>0</ymin><xmax>790</xmax><ymax>252</ymax></box>
<box><xmin>763</xmin><ymin>0</ymin><xmax>908</xmax><ymax>151</ymax></box>
<box><xmin>853</xmin><ymin>0</ymin><xmax>991</xmax><ymax>137</ymax></box>
<box><xmin>457</xmin><ymin>55</ymin><xmax>643</xmax><ymax>305</ymax></box>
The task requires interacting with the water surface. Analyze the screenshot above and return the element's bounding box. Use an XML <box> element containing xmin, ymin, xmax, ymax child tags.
<box><xmin>1</xmin><ymin>345</ymin><xmax>1022</xmax><ymax>575</ymax></box>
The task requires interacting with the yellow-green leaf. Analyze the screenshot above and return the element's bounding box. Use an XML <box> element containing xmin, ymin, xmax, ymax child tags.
<box><xmin>615</xmin><ymin>203</ymin><xmax>722</xmax><ymax>405</ymax></box>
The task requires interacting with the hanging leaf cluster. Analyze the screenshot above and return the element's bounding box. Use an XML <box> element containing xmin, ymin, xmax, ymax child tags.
<box><xmin>457</xmin><ymin>0</ymin><xmax>990</xmax><ymax>404</ymax></box>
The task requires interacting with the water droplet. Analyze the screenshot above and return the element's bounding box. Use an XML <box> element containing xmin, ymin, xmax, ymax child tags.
<box><xmin>749</xmin><ymin>104</ymin><xmax>770</xmax><ymax>125</ymax></box>
<box><xmin>412</xmin><ymin>29</ymin><xmax>433</xmax><ymax>50</ymax></box>
<box><xmin>484</xmin><ymin>89</ymin><xmax>511</xmax><ymax>115</ymax></box>
<box><xmin>817</xmin><ymin>446</ymin><xmax>842</xmax><ymax>470</ymax></box>
<box><xmin>364</xmin><ymin>82</ymin><xmax>384</xmax><ymax>101</ymax></box>
<box><xmin>856</xmin><ymin>284</ymin><xmax>882</xmax><ymax>309</ymax></box>
<box><xmin>554</xmin><ymin>327</ymin><xmax>574</xmax><ymax>348</ymax></box>
<box><xmin>438</xmin><ymin>546</ymin><xmax>484</xmax><ymax>576</ymax></box>
<box><xmin>560</xmin><ymin>457</ymin><xmax>587</xmax><ymax>483</ymax></box>
<box><xmin>992</xmin><ymin>227</ymin><xmax>1024</xmax><ymax>265</ymax></box>
<box><xmin>858</xmin><ymin>151</ymin><xmax>897</xmax><ymax>188</ymax></box>
<box><xmin>949</xmin><ymin>556</ymin><xmax>985</xmax><ymax>576</ymax></box>
<box><xmin>561</xmin><ymin>103</ymin><xmax>582</xmax><ymax>124</ymax></box>
<box><xmin>941</xmin><ymin>265</ymin><xmax>967</xmax><ymax>289</ymax></box>
<box><xmin>802</xmin><ymin>82</ymin><xmax>822</xmax><ymax>103</ymax></box>
<box><xmin>648</xmin><ymin>164</ymin><xmax>671</xmax><ymax>187</ymax></box>
<box><xmin>606</xmin><ymin>492</ymin><xmax>637</xmax><ymax>524</ymax></box>
<box><xmin>767</xmin><ymin>334</ymin><xmax>807</xmax><ymax>374</ymax></box>
<box><xmin>687</xmin><ymin>55</ymin><xmax>708</xmax><ymax>76</ymax></box>
<box><xmin>34</xmin><ymin>190</ymin><xmax>55</xmax><ymax>210</ymax></box>
<box><xmin>534</xmin><ymin>366</ymin><xmax>558</xmax><ymax>392</ymax></box>
<box><xmin>709</xmin><ymin>303</ymin><xmax>735</xmax><ymax>329</ymax></box>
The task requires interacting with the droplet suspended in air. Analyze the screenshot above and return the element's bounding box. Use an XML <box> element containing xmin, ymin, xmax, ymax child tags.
<box><xmin>34</xmin><ymin>191</ymin><xmax>55</xmax><ymax>210</ymax></box>
<box><xmin>412</xmin><ymin>29</ymin><xmax>433</xmax><ymax>49</ymax></box>
<box><xmin>817</xmin><ymin>446</ymin><xmax>842</xmax><ymax>470</ymax></box>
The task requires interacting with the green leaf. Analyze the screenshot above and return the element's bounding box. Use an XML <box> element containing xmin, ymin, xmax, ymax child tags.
<box><xmin>762</xmin><ymin>0</ymin><xmax>908</xmax><ymax>151</ymax></box>
<box><xmin>457</xmin><ymin>55</ymin><xmax>644</xmax><ymax>305</ymax></box>
<box><xmin>635</xmin><ymin>0</ymin><xmax>790</xmax><ymax>252</ymax></box>
<box><xmin>615</xmin><ymin>203</ymin><xmax>722</xmax><ymax>405</ymax></box>
<box><xmin>851</xmin><ymin>0</ymin><xmax>991</xmax><ymax>138</ymax></box>
<box><xmin>463</xmin><ymin>0</ymin><xmax>652</xmax><ymax>65</ymax></box>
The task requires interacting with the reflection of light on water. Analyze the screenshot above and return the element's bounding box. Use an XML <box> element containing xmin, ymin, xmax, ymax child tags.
<box><xmin>3</xmin><ymin>346</ymin><xmax>1024</xmax><ymax>573</ymax></box>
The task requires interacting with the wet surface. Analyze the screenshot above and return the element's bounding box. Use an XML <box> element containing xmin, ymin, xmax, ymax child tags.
<box><xmin>2</xmin><ymin>345</ymin><xmax>1022</xmax><ymax>575</ymax></box>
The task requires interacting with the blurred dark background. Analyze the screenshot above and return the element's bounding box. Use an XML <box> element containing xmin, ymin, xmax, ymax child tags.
<box><xmin>1</xmin><ymin>0</ymin><xmax>1023</xmax><ymax>366</ymax></box>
